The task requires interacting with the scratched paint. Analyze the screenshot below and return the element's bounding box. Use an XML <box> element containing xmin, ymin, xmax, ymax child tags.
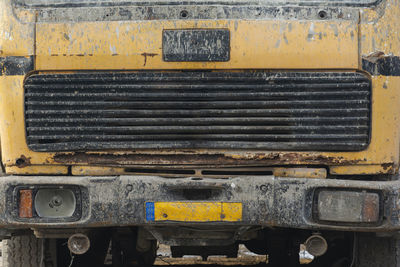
<box><xmin>34</xmin><ymin>20</ymin><xmax>359</xmax><ymax>70</ymax></box>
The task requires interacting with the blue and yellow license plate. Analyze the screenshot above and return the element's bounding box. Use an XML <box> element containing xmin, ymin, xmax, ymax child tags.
<box><xmin>145</xmin><ymin>202</ymin><xmax>242</xmax><ymax>222</ymax></box>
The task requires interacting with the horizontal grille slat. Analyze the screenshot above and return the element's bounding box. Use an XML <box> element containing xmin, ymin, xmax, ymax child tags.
<box><xmin>25</xmin><ymin>108</ymin><xmax>369</xmax><ymax>118</ymax></box>
<box><xmin>24</xmin><ymin>72</ymin><xmax>370</xmax><ymax>83</ymax></box>
<box><xmin>26</xmin><ymin>117</ymin><xmax>369</xmax><ymax>127</ymax></box>
<box><xmin>24</xmin><ymin>71</ymin><xmax>371</xmax><ymax>152</ymax></box>
<box><xmin>24</xmin><ymin>82</ymin><xmax>370</xmax><ymax>91</ymax></box>
<box><xmin>25</xmin><ymin>90</ymin><xmax>370</xmax><ymax>99</ymax></box>
<box><xmin>27</xmin><ymin>141</ymin><xmax>368</xmax><ymax>151</ymax></box>
<box><xmin>26</xmin><ymin>125</ymin><xmax>369</xmax><ymax>135</ymax></box>
<box><xmin>25</xmin><ymin>100</ymin><xmax>369</xmax><ymax>109</ymax></box>
<box><xmin>27</xmin><ymin>134</ymin><xmax>368</xmax><ymax>141</ymax></box>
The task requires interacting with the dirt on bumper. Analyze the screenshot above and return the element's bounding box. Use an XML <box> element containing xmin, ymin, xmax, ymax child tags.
<box><xmin>0</xmin><ymin>175</ymin><xmax>399</xmax><ymax>231</ymax></box>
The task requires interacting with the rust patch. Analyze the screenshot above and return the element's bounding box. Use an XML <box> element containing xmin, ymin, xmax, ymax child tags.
<box><xmin>53</xmin><ymin>152</ymin><xmax>362</xmax><ymax>167</ymax></box>
<box><xmin>381</xmin><ymin>163</ymin><xmax>394</xmax><ymax>171</ymax></box>
<box><xmin>19</xmin><ymin>189</ymin><xmax>33</xmax><ymax>218</ymax></box>
<box><xmin>15</xmin><ymin>155</ymin><xmax>32</xmax><ymax>168</ymax></box>
<box><xmin>362</xmin><ymin>193</ymin><xmax>379</xmax><ymax>223</ymax></box>
<box><xmin>141</xmin><ymin>52</ymin><xmax>158</xmax><ymax>66</ymax></box>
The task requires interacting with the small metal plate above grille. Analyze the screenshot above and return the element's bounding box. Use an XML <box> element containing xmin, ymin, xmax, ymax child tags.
<box><xmin>163</xmin><ymin>29</ymin><xmax>230</xmax><ymax>62</ymax></box>
<box><xmin>24</xmin><ymin>71</ymin><xmax>371</xmax><ymax>152</ymax></box>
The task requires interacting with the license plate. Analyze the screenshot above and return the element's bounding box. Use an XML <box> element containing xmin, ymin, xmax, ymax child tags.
<box><xmin>145</xmin><ymin>202</ymin><xmax>242</xmax><ymax>222</ymax></box>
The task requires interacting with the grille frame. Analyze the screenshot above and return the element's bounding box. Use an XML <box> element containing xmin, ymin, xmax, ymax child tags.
<box><xmin>24</xmin><ymin>71</ymin><xmax>372</xmax><ymax>152</ymax></box>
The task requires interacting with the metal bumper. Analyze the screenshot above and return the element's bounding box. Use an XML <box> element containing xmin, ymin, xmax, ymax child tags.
<box><xmin>1</xmin><ymin>175</ymin><xmax>400</xmax><ymax>231</ymax></box>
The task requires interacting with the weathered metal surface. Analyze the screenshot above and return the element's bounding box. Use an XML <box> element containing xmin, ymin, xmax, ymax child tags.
<box><xmin>362</xmin><ymin>54</ymin><xmax>400</xmax><ymax>76</ymax></box>
<box><xmin>273</xmin><ymin>167</ymin><xmax>327</xmax><ymax>179</ymax></box>
<box><xmin>52</xmin><ymin>152</ymin><xmax>365</xmax><ymax>166</ymax></box>
<box><xmin>0</xmin><ymin>0</ymin><xmax>399</xmax><ymax>177</ymax></box>
<box><xmin>170</xmin><ymin>243</ymin><xmax>239</xmax><ymax>259</ymax></box>
<box><xmin>157</xmin><ymin>243</ymin><xmax>267</xmax><ymax>266</ymax></box>
<box><xmin>163</xmin><ymin>29</ymin><xmax>230</xmax><ymax>62</ymax></box>
<box><xmin>3</xmin><ymin>71</ymin><xmax>400</xmax><ymax>174</ymax></box>
<box><xmin>6</xmin><ymin>165</ymin><xmax>69</xmax><ymax>175</ymax></box>
<box><xmin>28</xmin><ymin>6</ymin><xmax>361</xmax><ymax>23</ymax></box>
<box><xmin>360</xmin><ymin>0</ymin><xmax>400</xmax><ymax>81</ymax></box>
<box><xmin>71</xmin><ymin>166</ymin><xmax>329</xmax><ymax>179</ymax></box>
<box><xmin>146</xmin><ymin>225</ymin><xmax>244</xmax><ymax>246</ymax></box>
<box><xmin>0</xmin><ymin>56</ymin><xmax>33</xmax><ymax>76</ymax></box>
<box><xmin>0</xmin><ymin>1</ymin><xmax>35</xmax><ymax>57</ymax></box>
<box><xmin>329</xmin><ymin>164</ymin><xmax>396</xmax><ymax>175</ymax></box>
<box><xmin>15</xmin><ymin>0</ymin><xmax>380</xmax><ymax>7</ymax></box>
<box><xmin>34</xmin><ymin>20</ymin><xmax>359</xmax><ymax>70</ymax></box>
<box><xmin>0</xmin><ymin>175</ymin><xmax>399</xmax><ymax>231</ymax></box>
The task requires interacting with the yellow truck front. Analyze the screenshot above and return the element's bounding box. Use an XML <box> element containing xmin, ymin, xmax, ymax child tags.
<box><xmin>0</xmin><ymin>0</ymin><xmax>400</xmax><ymax>266</ymax></box>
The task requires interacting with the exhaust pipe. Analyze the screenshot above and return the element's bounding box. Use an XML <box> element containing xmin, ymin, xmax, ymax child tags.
<box><xmin>304</xmin><ymin>234</ymin><xmax>328</xmax><ymax>257</ymax></box>
<box><xmin>68</xmin><ymin>233</ymin><xmax>91</xmax><ymax>255</ymax></box>
<box><xmin>299</xmin><ymin>234</ymin><xmax>328</xmax><ymax>264</ymax></box>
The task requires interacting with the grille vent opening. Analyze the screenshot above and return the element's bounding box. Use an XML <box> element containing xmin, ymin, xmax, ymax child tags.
<box><xmin>122</xmin><ymin>167</ymin><xmax>275</xmax><ymax>178</ymax></box>
<box><xmin>24</xmin><ymin>71</ymin><xmax>371</xmax><ymax>152</ymax></box>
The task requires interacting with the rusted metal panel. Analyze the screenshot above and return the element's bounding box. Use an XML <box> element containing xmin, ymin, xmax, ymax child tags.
<box><xmin>52</xmin><ymin>152</ymin><xmax>364</xmax><ymax>166</ymax></box>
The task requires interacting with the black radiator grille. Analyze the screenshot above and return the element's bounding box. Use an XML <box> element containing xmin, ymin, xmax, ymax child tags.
<box><xmin>24</xmin><ymin>71</ymin><xmax>371</xmax><ymax>152</ymax></box>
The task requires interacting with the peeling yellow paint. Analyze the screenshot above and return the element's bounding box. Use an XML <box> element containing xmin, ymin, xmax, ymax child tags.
<box><xmin>0</xmin><ymin>0</ymin><xmax>34</xmax><ymax>57</ymax></box>
<box><xmin>6</xmin><ymin>165</ymin><xmax>68</xmax><ymax>175</ymax></box>
<box><xmin>361</xmin><ymin>0</ymin><xmax>400</xmax><ymax>56</ymax></box>
<box><xmin>35</xmin><ymin>20</ymin><xmax>359</xmax><ymax>70</ymax></box>
<box><xmin>330</xmin><ymin>164</ymin><xmax>393</xmax><ymax>175</ymax></box>
<box><xmin>1</xmin><ymin>75</ymin><xmax>398</xmax><ymax>175</ymax></box>
<box><xmin>1</xmin><ymin>0</ymin><xmax>400</xmax><ymax>176</ymax></box>
<box><xmin>72</xmin><ymin>166</ymin><xmax>126</xmax><ymax>176</ymax></box>
<box><xmin>274</xmin><ymin>168</ymin><xmax>327</xmax><ymax>179</ymax></box>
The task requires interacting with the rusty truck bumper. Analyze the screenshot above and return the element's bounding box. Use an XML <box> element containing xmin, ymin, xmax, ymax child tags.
<box><xmin>0</xmin><ymin>175</ymin><xmax>399</xmax><ymax>232</ymax></box>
